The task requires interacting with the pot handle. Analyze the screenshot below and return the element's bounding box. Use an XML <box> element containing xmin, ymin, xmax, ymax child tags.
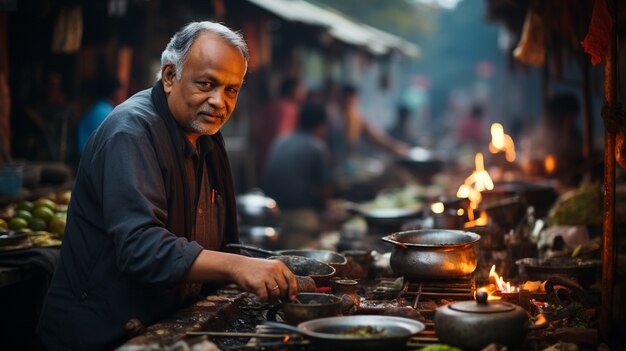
<box><xmin>226</xmin><ymin>243</ymin><xmax>279</xmax><ymax>257</ymax></box>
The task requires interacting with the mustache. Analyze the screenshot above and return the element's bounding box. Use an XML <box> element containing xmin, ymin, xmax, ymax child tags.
<box><xmin>197</xmin><ymin>109</ymin><xmax>225</xmax><ymax>119</ymax></box>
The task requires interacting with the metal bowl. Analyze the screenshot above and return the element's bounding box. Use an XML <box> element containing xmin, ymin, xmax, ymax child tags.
<box><xmin>269</xmin><ymin>255</ymin><xmax>336</xmax><ymax>287</ymax></box>
<box><xmin>281</xmin><ymin>293</ymin><xmax>342</xmax><ymax>325</ymax></box>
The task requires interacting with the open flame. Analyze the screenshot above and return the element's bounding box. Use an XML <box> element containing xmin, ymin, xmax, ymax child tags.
<box><xmin>463</xmin><ymin>210</ymin><xmax>488</xmax><ymax>228</ymax></box>
<box><xmin>489</xmin><ymin>123</ymin><xmax>516</xmax><ymax>162</ymax></box>
<box><xmin>544</xmin><ymin>154</ymin><xmax>556</xmax><ymax>175</ymax></box>
<box><xmin>477</xmin><ymin>265</ymin><xmax>518</xmax><ymax>300</ymax></box>
<box><xmin>431</xmin><ymin>202</ymin><xmax>445</xmax><ymax>214</ymax></box>
<box><xmin>457</xmin><ymin>153</ymin><xmax>494</xmax><ymax>224</ymax></box>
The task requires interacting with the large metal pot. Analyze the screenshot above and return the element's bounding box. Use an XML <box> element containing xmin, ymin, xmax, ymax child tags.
<box><xmin>382</xmin><ymin>229</ymin><xmax>480</xmax><ymax>279</ymax></box>
<box><xmin>434</xmin><ymin>291</ymin><xmax>537</xmax><ymax>349</ymax></box>
<box><xmin>264</xmin><ymin>315</ymin><xmax>425</xmax><ymax>350</ymax></box>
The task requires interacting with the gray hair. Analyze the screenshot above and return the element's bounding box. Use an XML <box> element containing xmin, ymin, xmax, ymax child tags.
<box><xmin>157</xmin><ymin>21</ymin><xmax>249</xmax><ymax>81</ymax></box>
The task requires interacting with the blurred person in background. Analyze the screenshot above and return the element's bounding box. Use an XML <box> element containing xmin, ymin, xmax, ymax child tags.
<box><xmin>76</xmin><ymin>73</ymin><xmax>121</xmax><ymax>156</ymax></box>
<box><xmin>328</xmin><ymin>84</ymin><xmax>410</xmax><ymax>174</ymax></box>
<box><xmin>37</xmin><ymin>21</ymin><xmax>297</xmax><ymax>351</ymax></box>
<box><xmin>454</xmin><ymin>102</ymin><xmax>487</xmax><ymax>148</ymax></box>
<box><xmin>388</xmin><ymin>104</ymin><xmax>418</xmax><ymax>145</ymax></box>
<box><xmin>261</xmin><ymin>102</ymin><xmax>331</xmax><ymax>249</ymax></box>
<box><xmin>254</xmin><ymin>77</ymin><xmax>308</xmax><ymax>177</ymax></box>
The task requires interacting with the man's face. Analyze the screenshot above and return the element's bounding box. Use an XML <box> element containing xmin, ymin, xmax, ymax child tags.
<box><xmin>163</xmin><ymin>33</ymin><xmax>247</xmax><ymax>141</ymax></box>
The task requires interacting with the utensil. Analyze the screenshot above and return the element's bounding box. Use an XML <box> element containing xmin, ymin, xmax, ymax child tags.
<box><xmin>227</xmin><ymin>243</ymin><xmax>347</xmax><ymax>276</ymax></box>
<box><xmin>276</xmin><ymin>293</ymin><xmax>343</xmax><ymax>325</ymax></box>
<box><xmin>268</xmin><ymin>255</ymin><xmax>336</xmax><ymax>287</ymax></box>
<box><xmin>263</xmin><ymin>315</ymin><xmax>425</xmax><ymax>351</ymax></box>
<box><xmin>236</xmin><ymin>189</ymin><xmax>281</xmax><ymax>227</ymax></box>
<box><xmin>382</xmin><ymin>229</ymin><xmax>480</xmax><ymax>279</ymax></box>
<box><xmin>351</xmin><ymin>206</ymin><xmax>422</xmax><ymax>233</ymax></box>
<box><xmin>515</xmin><ymin>257</ymin><xmax>601</xmax><ymax>288</ymax></box>
<box><xmin>482</xmin><ymin>181</ymin><xmax>558</xmax><ymax>218</ymax></box>
<box><xmin>434</xmin><ymin>291</ymin><xmax>544</xmax><ymax>349</ymax></box>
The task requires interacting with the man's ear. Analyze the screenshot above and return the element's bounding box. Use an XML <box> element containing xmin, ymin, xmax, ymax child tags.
<box><xmin>162</xmin><ymin>64</ymin><xmax>176</xmax><ymax>93</ymax></box>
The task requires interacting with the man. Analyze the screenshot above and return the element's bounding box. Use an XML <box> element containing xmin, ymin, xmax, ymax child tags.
<box><xmin>37</xmin><ymin>21</ymin><xmax>297</xmax><ymax>351</ymax></box>
<box><xmin>261</xmin><ymin>102</ymin><xmax>331</xmax><ymax>248</ymax></box>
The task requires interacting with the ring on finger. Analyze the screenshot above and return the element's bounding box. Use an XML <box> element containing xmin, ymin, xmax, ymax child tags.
<box><xmin>269</xmin><ymin>284</ymin><xmax>279</xmax><ymax>291</ymax></box>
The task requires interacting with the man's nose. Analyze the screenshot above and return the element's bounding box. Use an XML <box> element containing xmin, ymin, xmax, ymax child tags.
<box><xmin>207</xmin><ymin>90</ymin><xmax>225</xmax><ymax>109</ymax></box>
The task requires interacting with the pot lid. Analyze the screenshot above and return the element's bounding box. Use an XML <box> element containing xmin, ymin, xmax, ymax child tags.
<box><xmin>449</xmin><ymin>291</ymin><xmax>516</xmax><ymax>313</ymax></box>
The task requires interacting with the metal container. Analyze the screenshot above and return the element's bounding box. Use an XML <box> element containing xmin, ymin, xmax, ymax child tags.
<box><xmin>236</xmin><ymin>189</ymin><xmax>281</xmax><ymax>227</ymax></box>
<box><xmin>281</xmin><ymin>293</ymin><xmax>343</xmax><ymax>325</ymax></box>
<box><xmin>382</xmin><ymin>229</ymin><xmax>480</xmax><ymax>279</ymax></box>
<box><xmin>264</xmin><ymin>315</ymin><xmax>425</xmax><ymax>351</ymax></box>
<box><xmin>516</xmin><ymin>257</ymin><xmax>601</xmax><ymax>287</ymax></box>
<box><xmin>226</xmin><ymin>243</ymin><xmax>347</xmax><ymax>277</ymax></box>
<box><xmin>434</xmin><ymin>291</ymin><xmax>535</xmax><ymax>349</ymax></box>
<box><xmin>268</xmin><ymin>255</ymin><xmax>336</xmax><ymax>287</ymax></box>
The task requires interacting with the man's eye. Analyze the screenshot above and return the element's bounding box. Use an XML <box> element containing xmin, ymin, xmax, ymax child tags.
<box><xmin>197</xmin><ymin>81</ymin><xmax>212</xmax><ymax>88</ymax></box>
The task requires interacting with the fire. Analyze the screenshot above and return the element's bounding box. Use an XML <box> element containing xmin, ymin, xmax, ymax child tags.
<box><xmin>431</xmin><ymin>202</ymin><xmax>445</xmax><ymax>214</ymax></box>
<box><xmin>477</xmin><ymin>265</ymin><xmax>518</xmax><ymax>300</ymax></box>
<box><xmin>489</xmin><ymin>123</ymin><xmax>516</xmax><ymax>162</ymax></box>
<box><xmin>463</xmin><ymin>210</ymin><xmax>488</xmax><ymax>228</ymax></box>
<box><xmin>457</xmin><ymin>153</ymin><xmax>494</xmax><ymax>224</ymax></box>
<box><xmin>544</xmin><ymin>154</ymin><xmax>556</xmax><ymax>175</ymax></box>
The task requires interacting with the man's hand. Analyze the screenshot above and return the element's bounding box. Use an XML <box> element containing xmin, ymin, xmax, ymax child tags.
<box><xmin>229</xmin><ymin>257</ymin><xmax>298</xmax><ymax>302</ymax></box>
<box><xmin>185</xmin><ymin>250</ymin><xmax>298</xmax><ymax>302</ymax></box>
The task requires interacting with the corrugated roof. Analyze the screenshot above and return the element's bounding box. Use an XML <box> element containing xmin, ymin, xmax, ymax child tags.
<box><xmin>244</xmin><ymin>0</ymin><xmax>420</xmax><ymax>57</ymax></box>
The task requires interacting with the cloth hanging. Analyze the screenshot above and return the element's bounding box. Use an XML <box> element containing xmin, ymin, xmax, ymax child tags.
<box><xmin>581</xmin><ymin>0</ymin><xmax>612</xmax><ymax>66</ymax></box>
<box><xmin>513</xmin><ymin>9</ymin><xmax>546</xmax><ymax>67</ymax></box>
<box><xmin>51</xmin><ymin>6</ymin><xmax>83</xmax><ymax>54</ymax></box>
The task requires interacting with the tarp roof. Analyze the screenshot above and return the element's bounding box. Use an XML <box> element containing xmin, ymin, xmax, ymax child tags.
<box><xmin>244</xmin><ymin>0</ymin><xmax>421</xmax><ymax>57</ymax></box>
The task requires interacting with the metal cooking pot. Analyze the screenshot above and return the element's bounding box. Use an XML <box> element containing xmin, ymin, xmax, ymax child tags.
<box><xmin>382</xmin><ymin>229</ymin><xmax>480</xmax><ymax>279</ymax></box>
<box><xmin>395</xmin><ymin>146</ymin><xmax>445</xmax><ymax>183</ymax></box>
<box><xmin>268</xmin><ymin>255</ymin><xmax>336</xmax><ymax>287</ymax></box>
<box><xmin>355</xmin><ymin>207</ymin><xmax>422</xmax><ymax>233</ymax></box>
<box><xmin>236</xmin><ymin>189</ymin><xmax>281</xmax><ymax>227</ymax></box>
<box><xmin>278</xmin><ymin>293</ymin><xmax>343</xmax><ymax>325</ymax></box>
<box><xmin>434</xmin><ymin>291</ymin><xmax>540</xmax><ymax>349</ymax></box>
<box><xmin>227</xmin><ymin>243</ymin><xmax>347</xmax><ymax>276</ymax></box>
<box><xmin>237</xmin><ymin>225</ymin><xmax>281</xmax><ymax>250</ymax></box>
<box><xmin>482</xmin><ymin>181</ymin><xmax>558</xmax><ymax>218</ymax></box>
<box><xmin>264</xmin><ymin>315</ymin><xmax>425</xmax><ymax>351</ymax></box>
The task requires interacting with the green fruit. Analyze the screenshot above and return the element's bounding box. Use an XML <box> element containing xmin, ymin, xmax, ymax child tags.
<box><xmin>34</xmin><ymin>198</ymin><xmax>56</xmax><ymax>211</ymax></box>
<box><xmin>0</xmin><ymin>218</ymin><xmax>7</xmax><ymax>231</ymax></box>
<box><xmin>8</xmin><ymin>217</ymin><xmax>28</xmax><ymax>230</ymax></box>
<box><xmin>16</xmin><ymin>200</ymin><xmax>35</xmax><ymax>212</ymax></box>
<box><xmin>57</xmin><ymin>191</ymin><xmax>71</xmax><ymax>205</ymax></box>
<box><xmin>33</xmin><ymin>206</ymin><xmax>55</xmax><ymax>223</ymax></box>
<box><xmin>48</xmin><ymin>217</ymin><xmax>66</xmax><ymax>236</ymax></box>
<box><xmin>28</xmin><ymin>217</ymin><xmax>48</xmax><ymax>231</ymax></box>
<box><xmin>15</xmin><ymin>209</ymin><xmax>33</xmax><ymax>221</ymax></box>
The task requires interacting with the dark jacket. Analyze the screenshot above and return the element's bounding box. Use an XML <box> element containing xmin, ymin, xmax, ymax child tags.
<box><xmin>37</xmin><ymin>81</ymin><xmax>239</xmax><ymax>351</ymax></box>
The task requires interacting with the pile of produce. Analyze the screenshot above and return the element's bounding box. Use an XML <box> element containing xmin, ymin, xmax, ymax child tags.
<box><xmin>548</xmin><ymin>182</ymin><xmax>626</xmax><ymax>226</ymax></box>
<box><xmin>0</xmin><ymin>190</ymin><xmax>70</xmax><ymax>247</ymax></box>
